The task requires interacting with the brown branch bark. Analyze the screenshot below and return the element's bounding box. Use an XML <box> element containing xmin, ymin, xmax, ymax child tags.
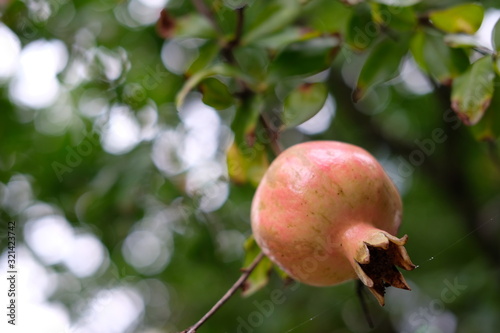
<box><xmin>179</xmin><ymin>252</ymin><xmax>266</xmax><ymax>333</ymax></box>
<box><xmin>260</xmin><ymin>113</ymin><xmax>284</xmax><ymax>156</ymax></box>
<box><xmin>233</xmin><ymin>6</ymin><xmax>245</xmax><ymax>47</ymax></box>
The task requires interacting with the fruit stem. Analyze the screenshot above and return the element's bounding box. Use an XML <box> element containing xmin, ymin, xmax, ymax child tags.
<box><xmin>179</xmin><ymin>252</ymin><xmax>266</xmax><ymax>333</ymax></box>
<box><xmin>356</xmin><ymin>280</ymin><xmax>374</xmax><ymax>329</ymax></box>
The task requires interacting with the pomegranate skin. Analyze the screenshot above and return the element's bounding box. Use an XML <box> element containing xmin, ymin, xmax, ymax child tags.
<box><xmin>251</xmin><ymin>141</ymin><xmax>414</xmax><ymax>305</ymax></box>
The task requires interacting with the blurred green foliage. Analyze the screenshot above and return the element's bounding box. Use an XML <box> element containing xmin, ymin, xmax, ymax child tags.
<box><xmin>1</xmin><ymin>0</ymin><xmax>500</xmax><ymax>332</ymax></box>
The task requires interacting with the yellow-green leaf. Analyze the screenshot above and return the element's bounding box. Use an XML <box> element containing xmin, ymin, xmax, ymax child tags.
<box><xmin>470</xmin><ymin>108</ymin><xmax>497</xmax><ymax>141</ymax></box>
<box><xmin>231</xmin><ymin>95</ymin><xmax>263</xmax><ymax>148</ymax></box>
<box><xmin>470</xmin><ymin>76</ymin><xmax>500</xmax><ymax>140</ymax></box>
<box><xmin>273</xmin><ymin>263</ymin><xmax>290</xmax><ymax>281</ymax></box>
<box><xmin>429</xmin><ymin>4</ymin><xmax>484</xmax><ymax>34</ymax></box>
<box><xmin>228</xmin><ymin>96</ymin><xmax>269</xmax><ymax>187</ymax></box>
<box><xmin>451</xmin><ymin>56</ymin><xmax>495</xmax><ymax>126</ymax></box>
<box><xmin>241</xmin><ymin>236</ymin><xmax>273</xmax><ymax>297</ymax></box>
<box><xmin>371</xmin><ymin>4</ymin><xmax>417</xmax><ymax>31</ymax></box>
<box><xmin>227</xmin><ymin>142</ymin><xmax>269</xmax><ymax>187</ymax></box>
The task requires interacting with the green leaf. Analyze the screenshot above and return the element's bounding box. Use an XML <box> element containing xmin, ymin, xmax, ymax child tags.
<box><xmin>425</xmin><ymin>37</ymin><xmax>469</xmax><ymax>85</ymax></box>
<box><xmin>410</xmin><ymin>29</ymin><xmax>426</xmax><ymax>70</ymax></box>
<box><xmin>354</xmin><ymin>37</ymin><xmax>408</xmax><ymax>102</ymax></box>
<box><xmin>159</xmin><ymin>13</ymin><xmax>217</xmax><ymax>39</ymax></box>
<box><xmin>176</xmin><ymin>64</ymin><xmax>242</xmax><ymax>108</ymax></box>
<box><xmin>411</xmin><ymin>29</ymin><xmax>469</xmax><ymax>84</ymax></box>
<box><xmin>273</xmin><ymin>263</ymin><xmax>290</xmax><ymax>281</ymax></box>
<box><xmin>495</xmin><ymin>57</ymin><xmax>500</xmax><ymax>76</ymax></box>
<box><xmin>371</xmin><ymin>0</ymin><xmax>421</xmax><ymax>6</ymax></box>
<box><xmin>470</xmin><ymin>76</ymin><xmax>500</xmax><ymax>141</ymax></box>
<box><xmin>242</xmin><ymin>0</ymin><xmax>301</xmax><ymax>45</ymax></box>
<box><xmin>186</xmin><ymin>40</ymin><xmax>220</xmax><ymax>75</ymax></box>
<box><xmin>492</xmin><ymin>18</ymin><xmax>500</xmax><ymax>52</ymax></box>
<box><xmin>282</xmin><ymin>83</ymin><xmax>328</xmax><ymax>129</ymax></box>
<box><xmin>371</xmin><ymin>4</ymin><xmax>417</xmax><ymax>31</ymax></box>
<box><xmin>346</xmin><ymin>5</ymin><xmax>378</xmax><ymax>51</ymax></box>
<box><xmin>233</xmin><ymin>46</ymin><xmax>270</xmax><ymax>82</ymax></box>
<box><xmin>227</xmin><ymin>95</ymin><xmax>272</xmax><ymax>186</ymax></box>
<box><xmin>231</xmin><ymin>95</ymin><xmax>263</xmax><ymax>147</ymax></box>
<box><xmin>470</xmin><ymin>108</ymin><xmax>498</xmax><ymax>141</ymax></box>
<box><xmin>200</xmin><ymin>78</ymin><xmax>235</xmax><ymax>110</ymax></box>
<box><xmin>429</xmin><ymin>3</ymin><xmax>484</xmax><ymax>34</ymax></box>
<box><xmin>255</xmin><ymin>27</ymin><xmax>321</xmax><ymax>53</ymax></box>
<box><xmin>268</xmin><ymin>36</ymin><xmax>340</xmax><ymax>80</ymax></box>
<box><xmin>451</xmin><ymin>56</ymin><xmax>495</xmax><ymax>126</ymax></box>
<box><xmin>305</xmin><ymin>0</ymin><xmax>352</xmax><ymax>33</ymax></box>
<box><xmin>227</xmin><ymin>141</ymin><xmax>269</xmax><ymax>187</ymax></box>
<box><xmin>241</xmin><ymin>236</ymin><xmax>273</xmax><ymax>297</ymax></box>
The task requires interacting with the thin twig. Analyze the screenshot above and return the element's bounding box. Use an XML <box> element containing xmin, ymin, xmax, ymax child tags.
<box><xmin>177</xmin><ymin>6</ymin><xmax>276</xmax><ymax>332</ymax></box>
<box><xmin>180</xmin><ymin>252</ymin><xmax>266</xmax><ymax>333</ymax></box>
<box><xmin>260</xmin><ymin>113</ymin><xmax>284</xmax><ymax>156</ymax></box>
<box><xmin>356</xmin><ymin>280</ymin><xmax>374</xmax><ymax>329</ymax></box>
<box><xmin>233</xmin><ymin>6</ymin><xmax>245</xmax><ymax>47</ymax></box>
<box><xmin>472</xmin><ymin>46</ymin><xmax>495</xmax><ymax>56</ymax></box>
<box><xmin>191</xmin><ymin>0</ymin><xmax>223</xmax><ymax>35</ymax></box>
<box><xmin>221</xmin><ymin>5</ymin><xmax>246</xmax><ymax>66</ymax></box>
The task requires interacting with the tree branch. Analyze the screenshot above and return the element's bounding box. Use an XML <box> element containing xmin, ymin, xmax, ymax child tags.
<box><xmin>176</xmin><ymin>6</ymin><xmax>275</xmax><ymax>327</ymax></box>
<box><xmin>221</xmin><ymin>5</ymin><xmax>246</xmax><ymax>66</ymax></box>
<box><xmin>179</xmin><ymin>252</ymin><xmax>266</xmax><ymax>333</ymax></box>
<box><xmin>356</xmin><ymin>280</ymin><xmax>374</xmax><ymax>329</ymax></box>
<box><xmin>260</xmin><ymin>113</ymin><xmax>284</xmax><ymax>156</ymax></box>
<box><xmin>233</xmin><ymin>6</ymin><xmax>245</xmax><ymax>47</ymax></box>
<box><xmin>191</xmin><ymin>0</ymin><xmax>223</xmax><ymax>35</ymax></box>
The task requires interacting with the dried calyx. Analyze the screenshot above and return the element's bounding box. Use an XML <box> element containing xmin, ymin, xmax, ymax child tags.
<box><xmin>352</xmin><ymin>232</ymin><xmax>415</xmax><ymax>305</ymax></box>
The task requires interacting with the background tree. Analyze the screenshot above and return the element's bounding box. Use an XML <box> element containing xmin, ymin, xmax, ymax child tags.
<box><xmin>0</xmin><ymin>0</ymin><xmax>499</xmax><ymax>332</ymax></box>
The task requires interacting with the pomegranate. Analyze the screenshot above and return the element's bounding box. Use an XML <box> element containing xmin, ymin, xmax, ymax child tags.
<box><xmin>251</xmin><ymin>141</ymin><xmax>415</xmax><ymax>305</ymax></box>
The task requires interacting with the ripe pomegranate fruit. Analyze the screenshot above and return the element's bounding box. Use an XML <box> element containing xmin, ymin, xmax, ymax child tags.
<box><xmin>251</xmin><ymin>141</ymin><xmax>415</xmax><ymax>305</ymax></box>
